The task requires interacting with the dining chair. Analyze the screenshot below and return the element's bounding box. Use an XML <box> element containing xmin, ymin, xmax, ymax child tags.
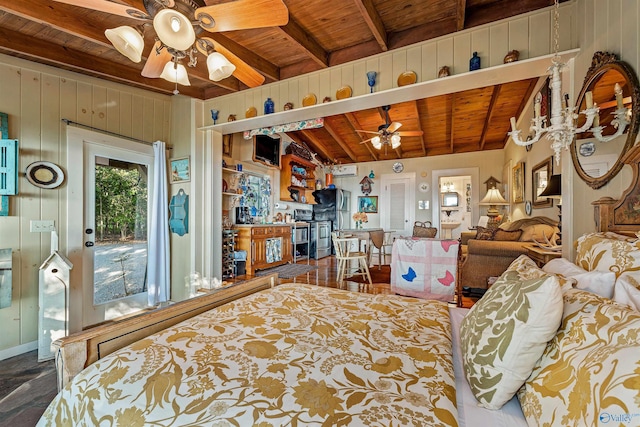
<box><xmin>367</xmin><ymin>230</ymin><xmax>386</xmax><ymax>270</ymax></box>
<box><xmin>331</xmin><ymin>232</ymin><xmax>372</xmax><ymax>287</ymax></box>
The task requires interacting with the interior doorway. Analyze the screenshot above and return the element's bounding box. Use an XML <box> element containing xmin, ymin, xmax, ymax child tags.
<box><xmin>432</xmin><ymin>168</ymin><xmax>479</xmax><ymax>240</ymax></box>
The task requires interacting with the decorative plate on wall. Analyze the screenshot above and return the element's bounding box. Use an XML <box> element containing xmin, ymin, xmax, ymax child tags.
<box><xmin>336</xmin><ymin>86</ymin><xmax>352</xmax><ymax>100</ymax></box>
<box><xmin>392</xmin><ymin>162</ymin><xmax>404</xmax><ymax>173</ymax></box>
<box><xmin>525</xmin><ymin>200</ymin><xmax>532</xmax><ymax>216</ymax></box>
<box><xmin>302</xmin><ymin>93</ymin><xmax>317</xmax><ymax>107</ymax></box>
<box><xmin>419</xmin><ymin>182</ymin><xmax>430</xmax><ymax>192</ymax></box>
<box><xmin>25</xmin><ymin>161</ymin><xmax>65</xmax><ymax>189</ymax></box>
<box><xmin>245</xmin><ymin>106</ymin><xmax>257</xmax><ymax>118</ymax></box>
<box><xmin>397</xmin><ymin>71</ymin><xmax>417</xmax><ymax>86</ymax></box>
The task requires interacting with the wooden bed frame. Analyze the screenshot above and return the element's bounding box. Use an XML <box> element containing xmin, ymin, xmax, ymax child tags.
<box><xmin>592</xmin><ymin>145</ymin><xmax>640</xmax><ymax>237</ymax></box>
<box><xmin>54</xmin><ymin>274</ymin><xmax>277</xmax><ymax>390</ymax></box>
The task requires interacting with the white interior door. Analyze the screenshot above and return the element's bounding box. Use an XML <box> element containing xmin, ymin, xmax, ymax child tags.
<box><xmin>67</xmin><ymin>128</ymin><xmax>154</xmax><ymax>328</ymax></box>
<box><xmin>380</xmin><ymin>173</ymin><xmax>415</xmax><ymax>237</ymax></box>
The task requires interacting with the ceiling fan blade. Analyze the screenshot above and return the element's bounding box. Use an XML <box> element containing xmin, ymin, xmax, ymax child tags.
<box><xmin>355</xmin><ymin>129</ymin><xmax>380</xmax><ymax>134</ymax></box>
<box><xmin>359</xmin><ymin>137</ymin><xmax>375</xmax><ymax>144</ymax></box>
<box><xmin>387</xmin><ymin>122</ymin><xmax>402</xmax><ymax>133</ymax></box>
<box><xmin>195</xmin><ymin>0</ymin><xmax>289</xmax><ymax>33</ymax></box>
<box><xmin>198</xmin><ymin>38</ymin><xmax>265</xmax><ymax>87</ymax></box>
<box><xmin>52</xmin><ymin>0</ymin><xmax>151</xmax><ymax>20</ymax></box>
<box><xmin>398</xmin><ymin>130</ymin><xmax>424</xmax><ymax>137</ymax></box>
<box><xmin>141</xmin><ymin>41</ymin><xmax>172</xmax><ymax>78</ymax></box>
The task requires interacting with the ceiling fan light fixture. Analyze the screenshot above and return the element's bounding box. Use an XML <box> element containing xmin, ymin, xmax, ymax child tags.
<box><xmin>390</xmin><ymin>134</ymin><xmax>401</xmax><ymax>149</ymax></box>
<box><xmin>371</xmin><ymin>136</ymin><xmax>382</xmax><ymax>150</ymax></box>
<box><xmin>105</xmin><ymin>26</ymin><xmax>144</xmax><ymax>63</ymax></box>
<box><xmin>153</xmin><ymin>9</ymin><xmax>196</xmax><ymax>51</ymax></box>
<box><xmin>207</xmin><ymin>52</ymin><xmax>236</xmax><ymax>81</ymax></box>
<box><xmin>160</xmin><ymin>61</ymin><xmax>191</xmax><ymax>86</ymax></box>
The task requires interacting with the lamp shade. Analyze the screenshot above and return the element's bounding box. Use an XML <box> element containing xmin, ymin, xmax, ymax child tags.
<box><xmin>105</xmin><ymin>26</ymin><xmax>144</xmax><ymax>63</ymax></box>
<box><xmin>480</xmin><ymin>188</ymin><xmax>508</xmax><ymax>205</ymax></box>
<box><xmin>390</xmin><ymin>134</ymin><xmax>401</xmax><ymax>149</ymax></box>
<box><xmin>160</xmin><ymin>62</ymin><xmax>191</xmax><ymax>86</ymax></box>
<box><xmin>153</xmin><ymin>9</ymin><xmax>196</xmax><ymax>51</ymax></box>
<box><xmin>539</xmin><ymin>174</ymin><xmax>562</xmax><ymax>198</ymax></box>
<box><xmin>207</xmin><ymin>52</ymin><xmax>236</xmax><ymax>81</ymax></box>
<box><xmin>371</xmin><ymin>136</ymin><xmax>382</xmax><ymax>150</ymax></box>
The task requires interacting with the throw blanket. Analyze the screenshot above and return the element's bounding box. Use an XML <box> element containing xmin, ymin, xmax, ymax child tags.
<box><xmin>391</xmin><ymin>237</ymin><xmax>459</xmax><ymax>301</ymax></box>
<box><xmin>39</xmin><ymin>284</ymin><xmax>458</xmax><ymax>426</ymax></box>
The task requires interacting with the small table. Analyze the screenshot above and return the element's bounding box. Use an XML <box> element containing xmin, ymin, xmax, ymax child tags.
<box><xmin>524</xmin><ymin>244</ymin><xmax>562</xmax><ymax>267</ymax></box>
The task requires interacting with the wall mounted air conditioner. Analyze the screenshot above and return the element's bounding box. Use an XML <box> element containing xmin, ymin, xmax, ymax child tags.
<box><xmin>332</xmin><ymin>164</ymin><xmax>358</xmax><ymax>176</ymax></box>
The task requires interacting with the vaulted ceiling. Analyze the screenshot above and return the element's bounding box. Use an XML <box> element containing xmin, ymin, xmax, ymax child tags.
<box><xmin>0</xmin><ymin>0</ymin><xmax>562</xmax><ymax>162</ymax></box>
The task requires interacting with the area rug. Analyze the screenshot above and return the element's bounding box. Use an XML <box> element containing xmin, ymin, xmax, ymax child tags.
<box><xmin>256</xmin><ymin>263</ymin><xmax>319</xmax><ymax>279</ymax></box>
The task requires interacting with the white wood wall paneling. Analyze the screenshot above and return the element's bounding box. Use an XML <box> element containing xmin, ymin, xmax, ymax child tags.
<box><xmin>92</xmin><ymin>86</ymin><xmax>108</xmax><ymax>131</ymax></box>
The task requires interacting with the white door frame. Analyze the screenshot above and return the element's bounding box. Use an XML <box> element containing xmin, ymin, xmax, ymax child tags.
<box><xmin>380</xmin><ymin>172</ymin><xmax>415</xmax><ymax>237</ymax></box>
<box><xmin>67</xmin><ymin>127</ymin><xmax>154</xmax><ymax>330</ymax></box>
<box><xmin>431</xmin><ymin>167</ymin><xmax>479</xmax><ymax>231</ymax></box>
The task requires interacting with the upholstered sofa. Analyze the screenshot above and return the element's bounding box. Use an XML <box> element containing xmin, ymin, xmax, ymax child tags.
<box><xmin>459</xmin><ymin>216</ymin><xmax>559</xmax><ymax>289</ymax></box>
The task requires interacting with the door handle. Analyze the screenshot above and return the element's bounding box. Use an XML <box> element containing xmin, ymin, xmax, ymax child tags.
<box><xmin>85</xmin><ymin>241</ymin><xmax>94</xmax><ymax>247</ymax></box>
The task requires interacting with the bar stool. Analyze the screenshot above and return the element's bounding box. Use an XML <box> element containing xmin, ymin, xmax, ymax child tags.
<box><xmin>331</xmin><ymin>232</ymin><xmax>372</xmax><ymax>287</ymax></box>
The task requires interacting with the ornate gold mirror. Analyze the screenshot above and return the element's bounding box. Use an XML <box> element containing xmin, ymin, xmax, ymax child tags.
<box><xmin>571</xmin><ymin>51</ymin><xmax>640</xmax><ymax>189</ymax></box>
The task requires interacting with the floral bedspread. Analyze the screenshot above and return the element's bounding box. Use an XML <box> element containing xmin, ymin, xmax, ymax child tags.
<box><xmin>39</xmin><ymin>284</ymin><xmax>458</xmax><ymax>427</ymax></box>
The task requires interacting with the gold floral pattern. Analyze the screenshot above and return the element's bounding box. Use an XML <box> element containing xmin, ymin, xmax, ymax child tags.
<box><xmin>518</xmin><ymin>289</ymin><xmax>640</xmax><ymax>426</ymax></box>
<box><xmin>38</xmin><ymin>285</ymin><xmax>459</xmax><ymax>426</ymax></box>
<box><xmin>575</xmin><ymin>232</ymin><xmax>640</xmax><ymax>277</ymax></box>
<box><xmin>460</xmin><ymin>255</ymin><xmax>563</xmax><ymax>409</ymax></box>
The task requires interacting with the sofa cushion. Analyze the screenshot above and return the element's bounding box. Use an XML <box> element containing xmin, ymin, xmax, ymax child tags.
<box><xmin>518</xmin><ymin>288</ymin><xmax>640</xmax><ymax>426</ymax></box>
<box><xmin>493</xmin><ymin>229</ymin><xmax>523</xmax><ymax>242</ymax></box>
<box><xmin>613</xmin><ymin>273</ymin><xmax>640</xmax><ymax>312</ymax></box>
<box><xmin>543</xmin><ymin>258</ymin><xmax>616</xmax><ymax>298</ymax></box>
<box><xmin>519</xmin><ymin>223</ymin><xmax>557</xmax><ymax>243</ymax></box>
<box><xmin>460</xmin><ymin>255</ymin><xmax>563</xmax><ymax>409</ymax></box>
<box><xmin>475</xmin><ymin>226</ymin><xmax>494</xmax><ymax>240</ymax></box>
<box><xmin>575</xmin><ymin>232</ymin><xmax>640</xmax><ymax>278</ymax></box>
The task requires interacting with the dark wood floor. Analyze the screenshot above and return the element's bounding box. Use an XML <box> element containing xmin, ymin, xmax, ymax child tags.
<box><xmin>0</xmin><ymin>256</ymin><xmax>391</xmax><ymax>425</ymax></box>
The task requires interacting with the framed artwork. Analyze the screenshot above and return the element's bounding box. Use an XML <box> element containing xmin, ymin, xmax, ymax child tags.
<box><xmin>170</xmin><ymin>157</ymin><xmax>191</xmax><ymax>184</ymax></box>
<box><xmin>502</xmin><ymin>160</ymin><xmax>512</xmax><ymax>203</ymax></box>
<box><xmin>223</xmin><ymin>134</ymin><xmax>233</xmax><ymax>157</ymax></box>
<box><xmin>532</xmin><ymin>156</ymin><xmax>553</xmax><ymax>208</ymax></box>
<box><xmin>512</xmin><ymin>161</ymin><xmax>525</xmax><ymax>203</ymax></box>
<box><xmin>358</xmin><ymin>196</ymin><xmax>378</xmax><ymax>213</ymax></box>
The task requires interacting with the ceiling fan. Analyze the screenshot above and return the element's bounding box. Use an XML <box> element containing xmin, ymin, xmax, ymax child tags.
<box><xmin>357</xmin><ymin>105</ymin><xmax>423</xmax><ymax>152</ymax></box>
<box><xmin>53</xmin><ymin>0</ymin><xmax>289</xmax><ymax>92</ymax></box>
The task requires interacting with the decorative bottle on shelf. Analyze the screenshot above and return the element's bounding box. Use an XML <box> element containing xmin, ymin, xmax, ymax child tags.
<box><xmin>469</xmin><ymin>52</ymin><xmax>480</xmax><ymax>71</ymax></box>
<box><xmin>264</xmin><ymin>98</ymin><xmax>274</xmax><ymax>114</ymax></box>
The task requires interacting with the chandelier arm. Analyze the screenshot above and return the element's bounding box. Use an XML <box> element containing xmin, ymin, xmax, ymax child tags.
<box><xmin>591</xmin><ymin>111</ymin><xmax>630</xmax><ymax>142</ymax></box>
<box><xmin>573</xmin><ymin>108</ymin><xmax>597</xmax><ymax>133</ymax></box>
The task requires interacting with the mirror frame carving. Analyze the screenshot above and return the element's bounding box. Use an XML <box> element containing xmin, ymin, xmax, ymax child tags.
<box><xmin>571</xmin><ymin>51</ymin><xmax>640</xmax><ymax>189</ymax></box>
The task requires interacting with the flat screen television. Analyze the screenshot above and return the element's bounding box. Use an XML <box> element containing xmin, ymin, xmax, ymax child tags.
<box><xmin>252</xmin><ymin>134</ymin><xmax>281</xmax><ymax>168</ymax></box>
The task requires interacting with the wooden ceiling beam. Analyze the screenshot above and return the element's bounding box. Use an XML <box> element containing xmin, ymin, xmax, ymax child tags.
<box><xmin>352</xmin><ymin>0</ymin><xmax>388</xmax><ymax>52</ymax></box>
<box><xmin>323</xmin><ymin>121</ymin><xmax>358</xmax><ymax>163</ymax></box>
<box><xmin>0</xmin><ymin>27</ymin><xmax>206</xmax><ymax>98</ymax></box>
<box><xmin>501</xmin><ymin>78</ymin><xmax>539</xmax><ymax>145</ymax></box>
<box><xmin>410</xmin><ymin>100</ymin><xmax>427</xmax><ymax>156</ymax></box>
<box><xmin>343</xmin><ymin>112</ymin><xmax>379</xmax><ymax>162</ymax></box>
<box><xmin>479</xmin><ymin>85</ymin><xmax>502</xmax><ymax>150</ymax></box>
<box><xmin>298</xmin><ymin>130</ymin><xmax>335</xmax><ymax>162</ymax></box>
<box><xmin>388</xmin><ymin>19</ymin><xmax>457</xmax><ymax>51</ymax></box>
<box><xmin>279</xmin><ymin>19</ymin><xmax>328</xmax><ymax>68</ymax></box>
<box><xmin>465</xmin><ymin>0</ymin><xmax>556</xmax><ymax>29</ymax></box>
<box><xmin>456</xmin><ymin>0</ymin><xmax>467</xmax><ymax>31</ymax></box>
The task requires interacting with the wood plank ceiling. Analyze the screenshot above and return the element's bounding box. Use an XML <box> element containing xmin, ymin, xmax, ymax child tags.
<box><xmin>0</xmin><ymin>0</ymin><xmax>559</xmax><ymax>162</ymax></box>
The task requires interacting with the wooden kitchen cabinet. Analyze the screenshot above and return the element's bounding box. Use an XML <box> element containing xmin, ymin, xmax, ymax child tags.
<box><xmin>236</xmin><ymin>225</ymin><xmax>293</xmax><ymax>275</ymax></box>
<box><xmin>279</xmin><ymin>154</ymin><xmax>316</xmax><ymax>204</ymax></box>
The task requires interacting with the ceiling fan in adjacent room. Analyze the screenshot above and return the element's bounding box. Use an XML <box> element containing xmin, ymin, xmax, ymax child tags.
<box><xmin>357</xmin><ymin>105</ymin><xmax>423</xmax><ymax>152</ymax></box>
<box><xmin>53</xmin><ymin>0</ymin><xmax>289</xmax><ymax>92</ymax></box>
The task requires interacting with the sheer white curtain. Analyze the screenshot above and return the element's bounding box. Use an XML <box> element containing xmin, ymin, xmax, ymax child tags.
<box><xmin>148</xmin><ymin>141</ymin><xmax>170</xmax><ymax>305</ymax></box>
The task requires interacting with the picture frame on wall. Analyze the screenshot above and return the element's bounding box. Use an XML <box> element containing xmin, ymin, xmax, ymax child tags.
<box><xmin>358</xmin><ymin>196</ymin><xmax>378</xmax><ymax>213</ymax></box>
<box><xmin>512</xmin><ymin>161</ymin><xmax>525</xmax><ymax>203</ymax></box>
<box><xmin>170</xmin><ymin>156</ymin><xmax>191</xmax><ymax>184</ymax></box>
<box><xmin>532</xmin><ymin>156</ymin><xmax>553</xmax><ymax>208</ymax></box>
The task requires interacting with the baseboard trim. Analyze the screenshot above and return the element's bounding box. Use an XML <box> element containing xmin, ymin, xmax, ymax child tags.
<box><xmin>0</xmin><ymin>341</ymin><xmax>38</xmax><ymax>361</ymax></box>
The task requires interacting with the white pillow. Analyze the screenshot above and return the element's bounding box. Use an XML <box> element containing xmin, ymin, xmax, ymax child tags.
<box><xmin>543</xmin><ymin>258</ymin><xmax>616</xmax><ymax>298</ymax></box>
<box><xmin>613</xmin><ymin>273</ymin><xmax>640</xmax><ymax>311</ymax></box>
<box><xmin>460</xmin><ymin>255</ymin><xmax>563</xmax><ymax>409</ymax></box>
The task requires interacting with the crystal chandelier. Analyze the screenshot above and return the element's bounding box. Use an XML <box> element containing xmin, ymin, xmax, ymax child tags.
<box><xmin>508</xmin><ymin>0</ymin><xmax>631</xmax><ymax>164</ymax></box>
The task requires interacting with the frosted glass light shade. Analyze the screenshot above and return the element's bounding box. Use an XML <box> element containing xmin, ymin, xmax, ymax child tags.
<box><xmin>371</xmin><ymin>136</ymin><xmax>382</xmax><ymax>150</ymax></box>
<box><xmin>153</xmin><ymin>9</ymin><xmax>196</xmax><ymax>51</ymax></box>
<box><xmin>207</xmin><ymin>52</ymin><xmax>236</xmax><ymax>81</ymax></box>
<box><xmin>105</xmin><ymin>26</ymin><xmax>144</xmax><ymax>63</ymax></box>
<box><xmin>390</xmin><ymin>134</ymin><xmax>401</xmax><ymax>149</ymax></box>
<box><xmin>160</xmin><ymin>62</ymin><xmax>191</xmax><ymax>86</ymax></box>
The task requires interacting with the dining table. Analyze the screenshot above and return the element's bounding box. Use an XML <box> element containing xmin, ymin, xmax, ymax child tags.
<box><xmin>338</xmin><ymin>228</ymin><xmax>383</xmax><ymax>254</ymax></box>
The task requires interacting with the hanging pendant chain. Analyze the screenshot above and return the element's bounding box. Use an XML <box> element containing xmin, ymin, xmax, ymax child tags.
<box><xmin>553</xmin><ymin>0</ymin><xmax>560</xmax><ymax>58</ymax></box>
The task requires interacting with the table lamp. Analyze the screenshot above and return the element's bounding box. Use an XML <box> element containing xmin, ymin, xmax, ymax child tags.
<box><xmin>539</xmin><ymin>174</ymin><xmax>562</xmax><ymax>244</ymax></box>
<box><xmin>479</xmin><ymin>187</ymin><xmax>508</xmax><ymax>225</ymax></box>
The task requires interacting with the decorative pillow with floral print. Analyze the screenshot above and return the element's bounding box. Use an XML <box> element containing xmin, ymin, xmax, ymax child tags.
<box><xmin>460</xmin><ymin>255</ymin><xmax>563</xmax><ymax>409</ymax></box>
<box><xmin>575</xmin><ymin>232</ymin><xmax>640</xmax><ymax>278</ymax></box>
<box><xmin>518</xmin><ymin>288</ymin><xmax>640</xmax><ymax>426</ymax></box>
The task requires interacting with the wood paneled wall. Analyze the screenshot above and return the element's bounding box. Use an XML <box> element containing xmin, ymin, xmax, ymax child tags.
<box><xmin>203</xmin><ymin>3</ymin><xmax>574</xmax><ymax>126</ymax></box>
<box><xmin>0</xmin><ymin>54</ymin><xmax>171</xmax><ymax>357</ymax></box>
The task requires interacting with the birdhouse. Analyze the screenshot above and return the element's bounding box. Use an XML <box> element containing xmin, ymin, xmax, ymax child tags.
<box><xmin>484</xmin><ymin>176</ymin><xmax>501</xmax><ymax>192</ymax></box>
<box><xmin>360</xmin><ymin>176</ymin><xmax>373</xmax><ymax>195</ymax></box>
<box><xmin>38</xmin><ymin>251</ymin><xmax>73</xmax><ymax>361</ymax></box>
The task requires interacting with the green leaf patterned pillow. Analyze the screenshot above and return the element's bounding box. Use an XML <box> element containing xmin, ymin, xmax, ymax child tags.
<box><xmin>518</xmin><ymin>288</ymin><xmax>640</xmax><ymax>426</ymax></box>
<box><xmin>460</xmin><ymin>255</ymin><xmax>563</xmax><ymax>409</ymax></box>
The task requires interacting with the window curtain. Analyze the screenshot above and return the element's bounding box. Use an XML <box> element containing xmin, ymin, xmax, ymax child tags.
<box><xmin>148</xmin><ymin>141</ymin><xmax>170</xmax><ymax>306</ymax></box>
